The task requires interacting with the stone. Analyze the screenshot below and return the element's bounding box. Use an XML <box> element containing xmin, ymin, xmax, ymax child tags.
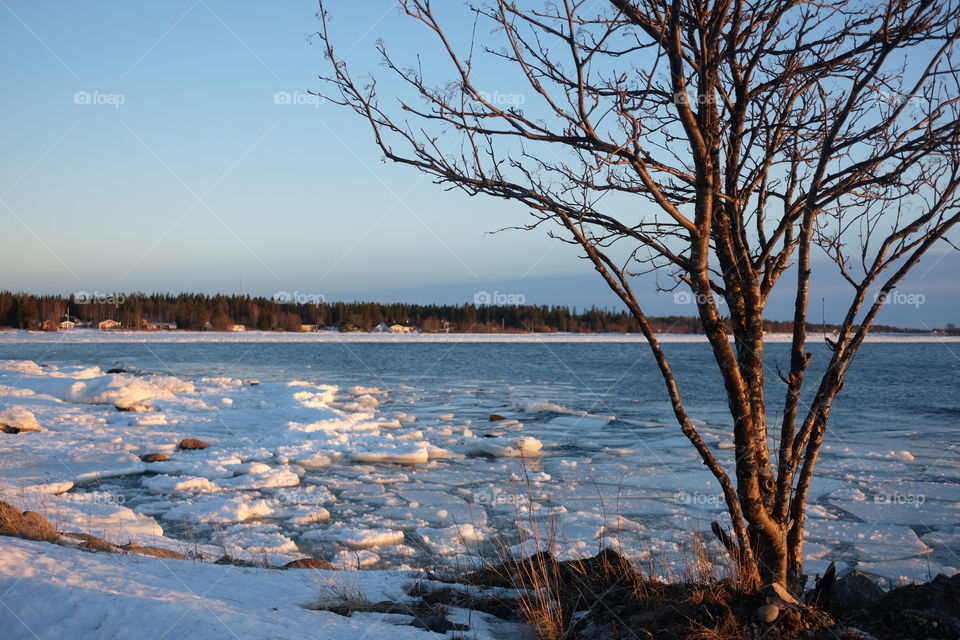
<box><xmin>140</xmin><ymin>453</ymin><xmax>170</xmax><ymax>463</ymax></box>
<box><xmin>489</xmin><ymin>414</ymin><xmax>506</xmax><ymax>421</ymax></box>
<box><xmin>282</xmin><ymin>558</ymin><xmax>336</xmax><ymax>570</ymax></box>
<box><xmin>0</xmin><ymin>502</ymin><xmax>58</xmax><ymax>542</ymax></box>
<box><xmin>761</xmin><ymin>582</ymin><xmax>799</xmax><ymax>606</ymax></box>
<box><xmin>177</xmin><ymin>438</ymin><xmax>209</xmax><ymax>450</ymax></box>
<box><xmin>2</xmin><ymin>425</ymin><xmax>21</xmax><ymax>434</ymax></box>
<box><xmin>832</xmin><ymin>570</ymin><xmax>884</xmax><ymax>611</ymax></box>
<box><xmin>756</xmin><ymin>604</ymin><xmax>780</xmax><ymax>623</ymax></box>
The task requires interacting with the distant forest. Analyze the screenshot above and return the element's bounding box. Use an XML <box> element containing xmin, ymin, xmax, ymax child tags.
<box><xmin>0</xmin><ymin>291</ymin><xmax>947</xmax><ymax>334</ymax></box>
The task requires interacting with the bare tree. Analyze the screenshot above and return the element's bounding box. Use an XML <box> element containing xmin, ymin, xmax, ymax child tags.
<box><xmin>316</xmin><ymin>0</ymin><xmax>960</xmax><ymax>591</ymax></box>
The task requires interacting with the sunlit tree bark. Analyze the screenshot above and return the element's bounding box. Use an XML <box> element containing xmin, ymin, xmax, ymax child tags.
<box><xmin>316</xmin><ymin>0</ymin><xmax>960</xmax><ymax>590</ymax></box>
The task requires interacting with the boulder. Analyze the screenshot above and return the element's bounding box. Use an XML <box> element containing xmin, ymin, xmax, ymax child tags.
<box><xmin>831</xmin><ymin>570</ymin><xmax>885</xmax><ymax>611</ymax></box>
<box><xmin>489</xmin><ymin>414</ymin><xmax>507</xmax><ymax>422</ymax></box>
<box><xmin>177</xmin><ymin>438</ymin><xmax>209</xmax><ymax>450</ymax></box>
<box><xmin>140</xmin><ymin>453</ymin><xmax>170</xmax><ymax>463</ymax></box>
<box><xmin>0</xmin><ymin>502</ymin><xmax>58</xmax><ymax>541</ymax></box>
<box><xmin>282</xmin><ymin>558</ymin><xmax>336</xmax><ymax>570</ymax></box>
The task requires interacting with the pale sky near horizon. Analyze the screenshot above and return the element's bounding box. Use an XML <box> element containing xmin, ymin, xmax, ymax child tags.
<box><xmin>1</xmin><ymin>0</ymin><xmax>957</xmax><ymax>328</ymax></box>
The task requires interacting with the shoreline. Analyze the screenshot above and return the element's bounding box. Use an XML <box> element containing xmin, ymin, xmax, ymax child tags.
<box><xmin>1</xmin><ymin>329</ymin><xmax>958</xmax><ymax>344</ymax></box>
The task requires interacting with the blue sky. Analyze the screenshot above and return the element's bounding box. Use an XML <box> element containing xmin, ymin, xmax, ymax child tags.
<box><xmin>1</xmin><ymin>0</ymin><xmax>957</xmax><ymax>328</ymax></box>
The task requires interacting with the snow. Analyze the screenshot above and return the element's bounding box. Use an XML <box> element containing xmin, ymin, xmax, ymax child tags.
<box><xmin>0</xmin><ymin>536</ymin><xmax>461</xmax><ymax>640</ymax></box>
<box><xmin>0</xmin><ymin>345</ymin><xmax>957</xmax><ymax>637</ymax></box>
<box><xmin>0</xmin><ymin>406</ymin><xmax>43</xmax><ymax>431</ymax></box>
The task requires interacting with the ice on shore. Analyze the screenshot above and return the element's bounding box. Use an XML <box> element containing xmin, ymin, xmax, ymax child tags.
<box><xmin>0</xmin><ymin>356</ymin><xmax>957</xmax><ymax>585</ymax></box>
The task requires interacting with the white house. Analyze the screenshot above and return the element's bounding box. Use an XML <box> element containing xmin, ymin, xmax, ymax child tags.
<box><xmin>388</xmin><ymin>323</ymin><xmax>416</xmax><ymax>333</ymax></box>
<box><xmin>59</xmin><ymin>320</ymin><xmax>76</xmax><ymax>330</ymax></box>
<box><xmin>98</xmin><ymin>319</ymin><xmax>122</xmax><ymax>331</ymax></box>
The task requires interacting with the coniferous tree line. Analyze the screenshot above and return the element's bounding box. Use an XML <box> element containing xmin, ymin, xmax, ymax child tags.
<box><xmin>0</xmin><ymin>291</ymin><xmax>940</xmax><ymax>334</ymax></box>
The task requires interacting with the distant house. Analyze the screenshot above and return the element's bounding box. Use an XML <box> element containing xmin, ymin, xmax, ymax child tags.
<box><xmin>141</xmin><ymin>320</ymin><xmax>176</xmax><ymax>331</ymax></box>
<box><xmin>228</xmin><ymin>324</ymin><xmax>246</xmax><ymax>332</ymax></box>
<box><xmin>373</xmin><ymin>322</ymin><xmax>391</xmax><ymax>333</ymax></box>
<box><xmin>98</xmin><ymin>319</ymin><xmax>122</xmax><ymax>331</ymax></box>
<box><xmin>59</xmin><ymin>320</ymin><xmax>76</xmax><ymax>330</ymax></box>
<box><xmin>388</xmin><ymin>322</ymin><xmax>417</xmax><ymax>333</ymax></box>
<box><xmin>299</xmin><ymin>324</ymin><xmax>320</xmax><ymax>332</ymax></box>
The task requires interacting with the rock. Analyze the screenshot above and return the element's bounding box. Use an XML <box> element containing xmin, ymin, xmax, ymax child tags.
<box><xmin>762</xmin><ymin>582</ymin><xmax>799</xmax><ymax>606</ymax></box>
<box><xmin>177</xmin><ymin>438</ymin><xmax>209</xmax><ymax>450</ymax></box>
<box><xmin>2</xmin><ymin>425</ymin><xmax>21</xmax><ymax>434</ymax></box>
<box><xmin>282</xmin><ymin>558</ymin><xmax>335</xmax><ymax>570</ymax></box>
<box><xmin>214</xmin><ymin>555</ymin><xmax>258</xmax><ymax>567</ymax></box>
<box><xmin>409</xmin><ymin>616</ymin><xmax>470</xmax><ymax>633</ymax></box>
<box><xmin>61</xmin><ymin>532</ymin><xmax>119</xmax><ymax>553</ymax></box>
<box><xmin>0</xmin><ymin>502</ymin><xmax>58</xmax><ymax>542</ymax></box>
<box><xmin>248</xmin><ymin>380</ymin><xmax>260</xmax><ymax>386</ymax></box>
<box><xmin>489</xmin><ymin>414</ymin><xmax>506</xmax><ymax>422</ymax></box>
<box><xmin>756</xmin><ymin>604</ymin><xmax>780</xmax><ymax>623</ymax></box>
<box><xmin>122</xmin><ymin>542</ymin><xmax>188</xmax><ymax>560</ymax></box>
<box><xmin>116</xmin><ymin>404</ymin><xmax>150</xmax><ymax>412</ymax></box>
<box><xmin>831</xmin><ymin>570</ymin><xmax>885</xmax><ymax>611</ymax></box>
<box><xmin>140</xmin><ymin>453</ymin><xmax>170</xmax><ymax>463</ymax></box>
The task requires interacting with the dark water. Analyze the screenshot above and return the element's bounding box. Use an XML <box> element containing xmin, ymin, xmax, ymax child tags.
<box><xmin>1</xmin><ymin>340</ymin><xmax>957</xmax><ymax>435</ymax></box>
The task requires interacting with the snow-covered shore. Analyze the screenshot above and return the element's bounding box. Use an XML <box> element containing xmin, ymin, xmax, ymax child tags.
<box><xmin>0</xmin><ymin>535</ymin><xmax>525</xmax><ymax>640</ymax></box>
<box><xmin>0</xmin><ymin>351</ymin><xmax>957</xmax><ymax>638</ymax></box>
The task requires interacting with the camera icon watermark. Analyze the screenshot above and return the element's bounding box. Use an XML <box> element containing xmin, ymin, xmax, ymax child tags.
<box><xmin>874</xmin><ymin>491</ymin><xmax>925</xmax><ymax>508</ymax></box>
<box><xmin>74</xmin><ymin>291</ymin><xmax>126</xmax><ymax>305</ymax></box>
<box><xmin>273</xmin><ymin>91</ymin><xmax>324</xmax><ymax>108</ymax></box>
<box><xmin>73</xmin><ymin>90</ymin><xmax>126</xmax><ymax>108</ymax></box>
<box><xmin>673</xmin><ymin>290</ymin><xmax>724</xmax><ymax>306</ymax></box>
<box><xmin>474</xmin><ymin>290</ymin><xmax>526</xmax><ymax>306</ymax></box>
<box><xmin>674</xmin><ymin>490</ymin><xmax>724</xmax><ymax>507</ymax></box>
<box><xmin>271</xmin><ymin>490</ymin><xmax>321</xmax><ymax>507</ymax></box>
<box><xmin>874</xmin><ymin>290</ymin><xmax>925</xmax><ymax>308</ymax></box>
<box><xmin>272</xmin><ymin>291</ymin><xmax>326</xmax><ymax>305</ymax></box>
<box><xmin>673</xmin><ymin>89</ymin><xmax>715</xmax><ymax>107</ymax></box>
<box><xmin>473</xmin><ymin>490</ymin><xmax>529</xmax><ymax>506</ymax></box>
<box><xmin>477</xmin><ymin>90</ymin><xmax>526</xmax><ymax>107</ymax></box>
<box><xmin>67</xmin><ymin>492</ymin><xmax>126</xmax><ymax>506</ymax></box>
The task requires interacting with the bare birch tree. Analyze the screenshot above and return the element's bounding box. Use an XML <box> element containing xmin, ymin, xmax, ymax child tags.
<box><xmin>315</xmin><ymin>0</ymin><xmax>960</xmax><ymax>591</ymax></box>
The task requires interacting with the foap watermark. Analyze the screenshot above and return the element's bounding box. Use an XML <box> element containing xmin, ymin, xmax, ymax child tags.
<box><xmin>271</xmin><ymin>490</ymin><xmax>323</xmax><ymax>507</ymax></box>
<box><xmin>67</xmin><ymin>492</ymin><xmax>126</xmax><ymax>506</ymax></box>
<box><xmin>273</xmin><ymin>91</ymin><xmax>324</xmax><ymax>108</ymax></box>
<box><xmin>273</xmin><ymin>291</ymin><xmax>326</xmax><ymax>305</ymax></box>
<box><xmin>874</xmin><ymin>290</ymin><xmax>925</xmax><ymax>308</ymax></box>
<box><xmin>673</xmin><ymin>88</ymin><xmax>716</xmax><ymax>107</ymax></box>
<box><xmin>73</xmin><ymin>90</ymin><xmax>126</xmax><ymax>108</ymax></box>
<box><xmin>477</xmin><ymin>90</ymin><xmax>526</xmax><ymax>107</ymax></box>
<box><xmin>874</xmin><ymin>491</ymin><xmax>925</xmax><ymax>508</ymax></box>
<box><xmin>673</xmin><ymin>290</ymin><xmax>725</xmax><ymax>307</ymax></box>
<box><xmin>474</xmin><ymin>290</ymin><xmax>526</xmax><ymax>305</ymax></box>
<box><xmin>674</xmin><ymin>490</ymin><xmax>725</xmax><ymax>507</ymax></box>
<box><xmin>874</xmin><ymin>89</ymin><xmax>925</xmax><ymax>110</ymax></box>
<box><xmin>74</xmin><ymin>291</ymin><xmax>126</xmax><ymax>305</ymax></box>
<box><xmin>473</xmin><ymin>489</ymin><xmax>529</xmax><ymax>506</ymax></box>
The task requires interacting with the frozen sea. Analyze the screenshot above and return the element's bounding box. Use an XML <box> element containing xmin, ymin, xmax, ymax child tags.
<box><xmin>1</xmin><ymin>330</ymin><xmax>958</xmax><ymax>587</ymax></box>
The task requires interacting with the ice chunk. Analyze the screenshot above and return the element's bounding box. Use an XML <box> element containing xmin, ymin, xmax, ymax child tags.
<box><xmin>467</xmin><ymin>436</ymin><xmax>543</xmax><ymax>458</ymax></box>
